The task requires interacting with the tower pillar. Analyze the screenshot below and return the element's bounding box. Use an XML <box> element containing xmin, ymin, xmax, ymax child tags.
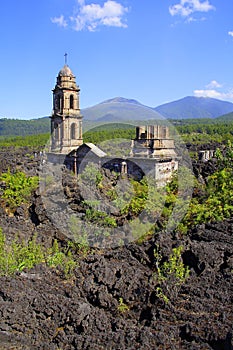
<box><xmin>50</xmin><ymin>64</ymin><xmax>83</xmax><ymax>154</ymax></box>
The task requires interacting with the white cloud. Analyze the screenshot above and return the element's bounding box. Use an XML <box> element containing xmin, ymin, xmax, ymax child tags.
<box><xmin>169</xmin><ymin>0</ymin><xmax>215</xmax><ymax>18</ymax></box>
<box><xmin>186</xmin><ymin>15</ymin><xmax>206</xmax><ymax>22</ymax></box>
<box><xmin>52</xmin><ymin>1</ymin><xmax>128</xmax><ymax>32</ymax></box>
<box><xmin>51</xmin><ymin>15</ymin><xmax>68</xmax><ymax>28</ymax></box>
<box><xmin>206</xmin><ymin>80</ymin><xmax>222</xmax><ymax>89</ymax></box>
<box><xmin>194</xmin><ymin>89</ymin><xmax>224</xmax><ymax>99</ymax></box>
<box><xmin>194</xmin><ymin>89</ymin><xmax>233</xmax><ymax>100</ymax></box>
<box><xmin>228</xmin><ymin>31</ymin><xmax>233</xmax><ymax>37</ymax></box>
<box><xmin>194</xmin><ymin>81</ymin><xmax>233</xmax><ymax>101</ymax></box>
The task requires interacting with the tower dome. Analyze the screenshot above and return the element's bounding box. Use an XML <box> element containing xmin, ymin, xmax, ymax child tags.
<box><xmin>55</xmin><ymin>64</ymin><xmax>78</xmax><ymax>90</ymax></box>
<box><xmin>58</xmin><ymin>64</ymin><xmax>74</xmax><ymax>77</ymax></box>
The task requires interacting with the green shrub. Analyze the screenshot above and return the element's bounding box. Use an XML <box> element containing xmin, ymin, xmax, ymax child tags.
<box><xmin>0</xmin><ymin>229</ymin><xmax>77</xmax><ymax>277</ymax></box>
<box><xmin>154</xmin><ymin>245</ymin><xmax>189</xmax><ymax>303</ymax></box>
<box><xmin>117</xmin><ymin>297</ymin><xmax>130</xmax><ymax>313</ymax></box>
<box><xmin>158</xmin><ymin>246</ymin><xmax>189</xmax><ymax>283</ymax></box>
<box><xmin>46</xmin><ymin>240</ymin><xmax>76</xmax><ymax>277</ymax></box>
<box><xmin>85</xmin><ymin>207</ymin><xmax>117</xmax><ymax>227</ymax></box>
<box><xmin>178</xmin><ymin>147</ymin><xmax>233</xmax><ymax>231</ymax></box>
<box><xmin>0</xmin><ymin>231</ymin><xmax>44</xmax><ymax>276</ymax></box>
<box><xmin>0</xmin><ymin>170</ymin><xmax>38</xmax><ymax>212</ymax></box>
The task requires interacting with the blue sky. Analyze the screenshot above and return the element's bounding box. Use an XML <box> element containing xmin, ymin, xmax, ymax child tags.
<box><xmin>1</xmin><ymin>0</ymin><xmax>233</xmax><ymax>119</ymax></box>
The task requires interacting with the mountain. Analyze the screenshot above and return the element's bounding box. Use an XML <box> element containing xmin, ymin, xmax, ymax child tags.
<box><xmin>82</xmin><ymin>97</ymin><xmax>163</xmax><ymax>122</ymax></box>
<box><xmin>1</xmin><ymin>96</ymin><xmax>233</xmax><ymax>137</ymax></box>
<box><xmin>154</xmin><ymin>96</ymin><xmax>233</xmax><ymax>119</ymax></box>
<box><xmin>99</xmin><ymin>97</ymin><xmax>142</xmax><ymax>105</ymax></box>
<box><xmin>216</xmin><ymin>111</ymin><xmax>233</xmax><ymax>121</ymax></box>
<box><xmin>83</xmin><ymin>96</ymin><xmax>233</xmax><ymax>121</ymax></box>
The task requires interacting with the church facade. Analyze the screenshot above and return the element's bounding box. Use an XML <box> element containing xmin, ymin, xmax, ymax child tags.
<box><xmin>49</xmin><ymin>64</ymin><xmax>178</xmax><ymax>185</ymax></box>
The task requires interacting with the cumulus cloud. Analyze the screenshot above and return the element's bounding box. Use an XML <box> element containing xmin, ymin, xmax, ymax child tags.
<box><xmin>206</xmin><ymin>80</ymin><xmax>222</xmax><ymax>89</ymax></box>
<box><xmin>194</xmin><ymin>89</ymin><xmax>224</xmax><ymax>99</ymax></box>
<box><xmin>52</xmin><ymin>0</ymin><xmax>128</xmax><ymax>32</ymax></box>
<box><xmin>194</xmin><ymin>81</ymin><xmax>233</xmax><ymax>101</ymax></box>
<box><xmin>51</xmin><ymin>15</ymin><xmax>68</xmax><ymax>28</ymax></box>
<box><xmin>228</xmin><ymin>31</ymin><xmax>233</xmax><ymax>37</ymax></box>
<box><xmin>169</xmin><ymin>0</ymin><xmax>215</xmax><ymax>18</ymax></box>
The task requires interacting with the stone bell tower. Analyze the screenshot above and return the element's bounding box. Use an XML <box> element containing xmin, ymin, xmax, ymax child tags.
<box><xmin>50</xmin><ymin>61</ymin><xmax>83</xmax><ymax>153</ymax></box>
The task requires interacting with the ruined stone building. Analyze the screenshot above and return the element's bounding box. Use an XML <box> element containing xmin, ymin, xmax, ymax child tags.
<box><xmin>51</xmin><ymin>64</ymin><xmax>83</xmax><ymax>154</ymax></box>
<box><xmin>49</xmin><ymin>64</ymin><xmax>178</xmax><ymax>185</ymax></box>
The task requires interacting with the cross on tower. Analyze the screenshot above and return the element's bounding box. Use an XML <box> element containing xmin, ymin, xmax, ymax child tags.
<box><xmin>64</xmin><ymin>52</ymin><xmax>68</xmax><ymax>65</ymax></box>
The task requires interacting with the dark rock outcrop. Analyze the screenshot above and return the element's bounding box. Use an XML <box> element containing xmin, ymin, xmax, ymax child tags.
<box><xmin>0</xmin><ymin>147</ymin><xmax>232</xmax><ymax>349</ymax></box>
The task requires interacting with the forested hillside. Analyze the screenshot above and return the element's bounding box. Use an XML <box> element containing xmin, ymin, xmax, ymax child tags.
<box><xmin>2</xmin><ymin>95</ymin><xmax>233</xmax><ymax>136</ymax></box>
<box><xmin>216</xmin><ymin>111</ymin><xmax>233</xmax><ymax>121</ymax></box>
<box><xmin>0</xmin><ymin>117</ymin><xmax>50</xmax><ymax>136</ymax></box>
<box><xmin>0</xmin><ymin>119</ymin><xmax>233</xmax><ymax>149</ymax></box>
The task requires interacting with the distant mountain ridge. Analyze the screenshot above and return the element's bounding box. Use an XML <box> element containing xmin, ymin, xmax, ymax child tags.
<box><xmin>155</xmin><ymin>96</ymin><xmax>233</xmax><ymax>119</ymax></box>
<box><xmin>99</xmin><ymin>97</ymin><xmax>143</xmax><ymax>106</ymax></box>
<box><xmin>1</xmin><ymin>96</ymin><xmax>233</xmax><ymax>136</ymax></box>
<box><xmin>82</xmin><ymin>96</ymin><xmax>162</xmax><ymax>121</ymax></box>
<box><xmin>81</xmin><ymin>95</ymin><xmax>233</xmax><ymax>122</ymax></box>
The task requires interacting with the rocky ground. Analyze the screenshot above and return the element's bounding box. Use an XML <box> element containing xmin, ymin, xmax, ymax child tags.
<box><xmin>0</xmin><ymin>147</ymin><xmax>232</xmax><ymax>350</ymax></box>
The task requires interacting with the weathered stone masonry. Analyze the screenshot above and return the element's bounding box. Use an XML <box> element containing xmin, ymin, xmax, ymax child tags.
<box><xmin>48</xmin><ymin>64</ymin><xmax>178</xmax><ymax>185</ymax></box>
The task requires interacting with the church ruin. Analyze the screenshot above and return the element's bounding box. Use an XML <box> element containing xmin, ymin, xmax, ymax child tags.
<box><xmin>48</xmin><ymin>63</ymin><xmax>178</xmax><ymax>185</ymax></box>
<box><xmin>51</xmin><ymin>64</ymin><xmax>83</xmax><ymax>153</ymax></box>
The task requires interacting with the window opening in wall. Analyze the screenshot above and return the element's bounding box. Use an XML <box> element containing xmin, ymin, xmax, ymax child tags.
<box><xmin>54</xmin><ymin>123</ymin><xmax>59</xmax><ymax>140</ymax></box>
<box><xmin>71</xmin><ymin>123</ymin><xmax>76</xmax><ymax>139</ymax></box>
<box><xmin>70</xmin><ymin>95</ymin><xmax>74</xmax><ymax>109</ymax></box>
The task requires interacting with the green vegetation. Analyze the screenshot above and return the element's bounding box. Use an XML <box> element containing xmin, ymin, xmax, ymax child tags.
<box><xmin>74</xmin><ymin>140</ymin><xmax>233</xmax><ymax>240</ymax></box>
<box><xmin>0</xmin><ymin>230</ymin><xmax>77</xmax><ymax>277</ymax></box>
<box><xmin>182</xmin><ymin>169</ymin><xmax>233</xmax><ymax>227</ymax></box>
<box><xmin>154</xmin><ymin>245</ymin><xmax>190</xmax><ymax>303</ymax></box>
<box><xmin>128</xmin><ymin>141</ymin><xmax>232</xmax><ymax>236</ymax></box>
<box><xmin>85</xmin><ymin>207</ymin><xmax>117</xmax><ymax>228</ymax></box>
<box><xmin>0</xmin><ymin>117</ymin><xmax>50</xmax><ymax>136</ymax></box>
<box><xmin>117</xmin><ymin>297</ymin><xmax>130</xmax><ymax>313</ymax></box>
<box><xmin>155</xmin><ymin>287</ymin><xmax>170</xmax><ymax>304</ymax></box>
<box><xmin>0</xmin><ymin>133</ymin><xmax>50</xmax><ymax>148</ymax></box>
<box><xmin>176</xmin><ymin>142</ymin><xmax>233</xmax><ymax>232</ymax></box>
<box><xmin>78</xmin><ymin>163</ymin><xmax>117</xmax><ymax>228</ymax></box>
<box><xmin>0</xmin><ymin>170</ymin><xmax>39</xmax><ymax>213</ymax></box>
<box><xmin>121</xmin><ymin>178</ymin><xmax>148</xmax><ymax>216</ymax></box>
<box><xmin>216</xmin><ymin>111</ymin><xmax>233</xmax><ymax>121</ymax></box>
<box><xmin>0</xmin><ymin>119</ymin><xmax>232</xmax><ymax>280</ymax></box>
<box><xmin>0</xmin><ymin>231</ymin><xmax>44</xmax><ymax>276</ymax></box>
<box><xmin>46</xmin><ymin>239</ymin><xmax>76</xmax><ymax>277</ymax></box>
<box><xmin>154</xmin><ymin>245</ymin><xmax>189</xmax><ymax>283</ymax></box>
<box><xmin>121</xmin><ymin>166</ymin><xmax>194</xmax><ymax>239</ymax></box>
<box><xmin>0</xmin><ymin>118</ymin><xmax>232</xmax><ymax>149</ymax></box>
<box><xmin>175</xmin><ymin>120</ymin><xmax>233</xmax><ymax>145</ymax></box>
<box><xmin>83</xmin><ymin>124</ymin><xmax>134</xmax><ymax>144</ymax></box>
<box><xmin>78</xmin><ymin>163</ymin><xmax>149</xmax><ymax>230</ymax></box>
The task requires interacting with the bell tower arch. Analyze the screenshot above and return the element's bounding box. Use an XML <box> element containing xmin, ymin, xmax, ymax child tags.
<box><xmin>50</xmin><ymin>62</ymin><xmax>83</xmax><ymax>153</ymax></box>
